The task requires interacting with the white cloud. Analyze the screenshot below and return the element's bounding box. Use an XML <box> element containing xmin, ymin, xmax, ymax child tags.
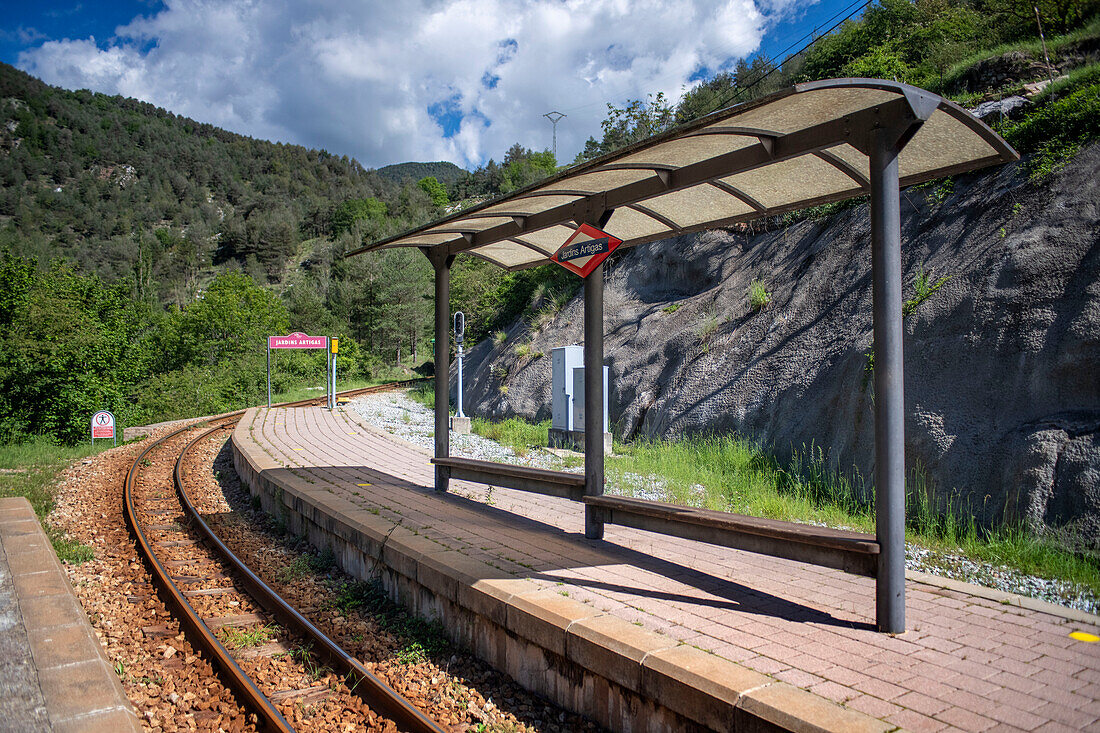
<box><xmin>18</xmin><ymin>0</ymin><xmax>800</xmax><ymax>169</ymax></box>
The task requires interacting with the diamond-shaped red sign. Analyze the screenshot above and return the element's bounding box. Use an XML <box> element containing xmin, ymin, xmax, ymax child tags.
<box><xmin>550</xmin><ymin>223</ymin><xmax>622</xmax><ymax>278</ymax></box>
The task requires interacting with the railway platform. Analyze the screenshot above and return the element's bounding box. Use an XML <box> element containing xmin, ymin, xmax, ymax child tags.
<box><xmin>0</xmin><ymin>497</ymin><xmax>141</xmax><ymax>732</ymax></box>
<box><xmin>233</xmin><ymin>405</ymin><xmax>1100</xmax><ymax>733</ymax></box>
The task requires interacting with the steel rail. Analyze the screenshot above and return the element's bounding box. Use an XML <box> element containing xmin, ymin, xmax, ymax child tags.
<box><xmin>175</xmin><ymin>424</ymin><xmax>445</xmax><ymax>733</ymax></box>
<box><xmin>124</xmin><ymin>417</ymin><xmax>296</xmax><ymax>733</ymax></box>
<box><xmin>123</xmin><ymin>379</ymin><xmax>433</xmax><ymax>732</ymax></box>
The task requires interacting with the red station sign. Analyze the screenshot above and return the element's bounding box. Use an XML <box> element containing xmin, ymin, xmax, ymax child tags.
<box><xmin>551</xmin><ymin>223</ymin><xmax>623</xmax><ymax>278</ymax></box>
<box><xmin>268</xmin><ymin>332</ymin><xmax>328</xmax><ymax>349</ymax></box>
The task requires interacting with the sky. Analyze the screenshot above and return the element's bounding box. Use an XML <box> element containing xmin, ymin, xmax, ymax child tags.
<box><xmin>1</xmin><ymin>0</ymin><xmax>867</xmax><ymax>171</ymax></box>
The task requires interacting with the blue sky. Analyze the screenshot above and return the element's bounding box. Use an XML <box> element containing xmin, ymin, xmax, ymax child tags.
<box><xmin>4</xmin><ymin>1</ymin><xmax>868</xmax><ymax>170</ymax></box>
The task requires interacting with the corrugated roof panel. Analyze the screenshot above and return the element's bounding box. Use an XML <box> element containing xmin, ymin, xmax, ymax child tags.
<box><xmin>428</xmin><ymin>215</ymin><xmax>515</xmax><ymax>233</ymax></box>
<box><xmin>704</xmin><ymin>86</ymin><xmax>899</xmax><ymax>135</ymax></box>
<box><xmin>823</xmin><ymin>144</ymin><xmax>870</xmax><ymax>182</ymax></box>
<box><xmin>639</xmin><ymin>183</ymin><xmax>755</xmax><ymax>228</ymax></box>
<box><xmin>512</xmin><ymin>224</ymin><xmax>579</xmax><ymax>251</ymax></box>
<box><xmin>603</xmin><ymin>206</ymin><xmax>675</xmax><ymax>242</ymax></box>
<box><xmin>468</xmin><ymin>242</ymin><xmax>547</xmax><ymax>268</ymax></box>
<box><xmin>388</xmin><ymin>231</ymin><xmax>462</xmax><ymax>247</ymax></box>
<box><xmin>899</xmin><ymin>108</ymin><xmax>1003</xmax><ymax>179</ymax></box>
<box><xmin>720</xmin><ymin>154</ymin><xmax>862</xmax><ymax>210</ymax></box>
<box><xmin>536</xmin><ymin>168</ymin><xmax>658</xmax><ymax>194</ymax></box>
<box><xmin>479</xmin><ymin>194</ymin><xmax>582</xmax><ymax>216</ymax></box>
<box><xmin>614</xmin><ymin>133</ymin><xmax>757</xmax><ymax>169</ymax></box>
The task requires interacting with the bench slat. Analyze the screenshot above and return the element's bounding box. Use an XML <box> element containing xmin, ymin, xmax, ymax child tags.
<box><xmin>432</xmin><ymin>456</ymin><xmax>585</xmax><ymax>501</ymax></box>
<box><xmin>584</xmin><ymin>495</ymin><xmax>879</xmax><ymax>577</ymax></box>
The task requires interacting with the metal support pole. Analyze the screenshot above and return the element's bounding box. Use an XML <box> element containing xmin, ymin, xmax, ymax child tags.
<box><xmin>267</xmin><ymin>345</ymin><xmax>271</xmax><ymax>408</ymax></box>
<box><xmin>870</xmin><ymin>126</ymin><xmax>906</xmax><ymax>634</ymax></box>
<box><xmin>331</xmin><ymin>351</ymin><xmax>337</xmax><ymax>407</ymax></box>
<box><xmin>456</xmin><ymin>347</ymin><xmax>466</xmax><ymax>418</ymax></box>
<box><xmin>431</xmin><ymin>253</ymin><xmax>455</xmax><ymax>492</ymax></box>
<box><xmin>326</xmin><ymin>338</ymin><xmax>332</xmax><ymax>409</ymax></box>
<box><xmin>584</xmin><ymin>262</ymin><xmax>605</xmax><ymax>539</ymax></box>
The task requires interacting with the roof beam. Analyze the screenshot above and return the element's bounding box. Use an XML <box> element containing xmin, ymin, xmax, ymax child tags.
<box><xmin>440</xmin><ymin>96</ymin><xmax>918</xmax><ymax>258</ymax></box>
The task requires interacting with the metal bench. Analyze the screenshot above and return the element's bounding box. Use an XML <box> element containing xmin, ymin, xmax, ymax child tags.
<box><xmin>583</xmin><ymin>495</ymin><xmax>880</xmax><ymax>577</ymax></box>
<box><xmin>431</xmin><ymin>456</ymin><xmax>586</xmax><ymax>501</ymax></box>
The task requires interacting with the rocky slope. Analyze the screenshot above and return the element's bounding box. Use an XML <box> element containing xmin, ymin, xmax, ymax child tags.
<box><xmin>455</xmin><ymin>144</ymin><xmax>1100</xmax><ymax>546</ymax></box>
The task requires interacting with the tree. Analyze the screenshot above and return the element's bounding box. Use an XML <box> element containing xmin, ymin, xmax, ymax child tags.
<box><xmin>575</xmin><ymin>93</ymin><xmax>675</xmax><ymax>162</ymax></box>
<box><xmin>331</xmin><ymin>197</ymin><xmax>387</xmax><ymax>237</ymax></box>
<box><xmin>417</xmin><ymin>176</ymin><xmax>449</xmax><ymax>207</ymax></box>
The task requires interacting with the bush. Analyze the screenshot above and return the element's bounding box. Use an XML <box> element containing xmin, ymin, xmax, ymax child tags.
<box><xmin>1002</xmin><ymin>80</ymin><xmax>1100</xmax><ymax>178</ymax></box>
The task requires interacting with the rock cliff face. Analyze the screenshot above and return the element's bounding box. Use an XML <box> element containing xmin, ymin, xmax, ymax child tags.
<box><xmin>454</xmin><ymin>145</ymin><xmax>1100</xmax><ymax>545</ymax></box>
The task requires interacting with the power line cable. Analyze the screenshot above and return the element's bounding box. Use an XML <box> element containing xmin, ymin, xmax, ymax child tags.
<box><xmin>703</xmin><ymin>0</ymin><xmax>873</xmax><ymax>115</ymax></box>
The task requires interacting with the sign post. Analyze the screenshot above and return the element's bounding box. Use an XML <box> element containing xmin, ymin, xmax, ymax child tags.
<box><xmin>454</xmin><ymin>312</ymin><xmax>466</xmax><ymax>419</ymax></box>
<box><xmin>550</xmin><ymin>222</ymin><xmax>621</xmax><ymax>540</ymax></box>
<box><xmin>329</xmin><ymin>338</ymin><xmax>339</xmax><ymax>409</ymax></box>
<box><xmin>91</xmin><ymin>410</ymin><xmax>116</xmax><ymax>447</ymax></box>
<box><xmin>266</xmin><ymin>332</ymin><xmax>330</xmax><ymax>407</ymax></box>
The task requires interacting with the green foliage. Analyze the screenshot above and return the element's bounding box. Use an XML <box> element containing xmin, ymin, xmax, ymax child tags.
<box><xmin>903</xmin><ymin>267</ymin><xmax>952</xmax><ymax>317</ymax></box>
<box><xmin>449</xmin><ymin>144</ymin><xmax>557</xmax><ymax>200</ymax></box>
<box><xmin>471</xmin><ymin>417</ymin><xmax>550</xmax><ymax>457</ymax></box>
<box><xmin>450</xmin><ymin>255</ymin><xmax>578</xmax><ymax>346</ymax></box>
<box><xmin>416</xmin><ymin>176</ymin><xmax>449</xmax><ymax>207</ymax></box>
<box><xmin>748</xmin><ymin>280</ymin><xmax>772</xmax><ymax>311</ymax></box>
<box><xmin>1001</xmin><ymin>78</ymin><xmax>1100</xmax><ymax>178</ymax></box>
<box><xmin>331</xmin><ymin>197</ymin><xmax>387</xmax><ymax>237</ymax></box>
<box><xmin>0</xmin><ymin>252</ymin><xmax>152</xmax><ymax>442</ymax></box>
<box><xmin>0</xmin><ymin>437</ymin><xmax>101</xmax><ymax>563</ymax></box>
<box><xmin>577</xmin><ymin>94</ymin><xmax>676</xmax><ymax>162</ymax></box>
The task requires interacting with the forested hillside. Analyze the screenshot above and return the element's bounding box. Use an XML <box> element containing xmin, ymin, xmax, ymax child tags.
<box><xmin>0</xmin><ymin>59</ymin><xmax>571</xmax><ymax>442</ymax></box>
<box><xmin>2</xmin><ymin>0</ymin><xmax>1097</xmax><ymax>446</ymax></box>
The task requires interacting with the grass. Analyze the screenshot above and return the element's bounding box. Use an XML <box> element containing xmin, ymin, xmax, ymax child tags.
<box><xmin>0</xmin><ymin>437</ymin><xmax>103</xmax><ymax>564</ymax></box>
<box><xmin>269</xmin><ymin>375</ymin><xmax>413</xmax><ymax>405</ymax></box>
<box><xmin>408</xmin><ymin>380</ymin><xmax>435</xmax><ymax>410</ymax></box>
<box><xmin>466</xmin><ymin>413</ymin><xmax>1100</xmax><ymax>597</ymax></box>
<box><xmin>940</xmin><ymin>17</ymin><xmax>1100</xmax><ymax>92</ymax></box>
<box><xmin>748</xmin><ymin>279</ymin><xmax>772</xmax><ymax>311</ymax></box>
<box><xmin>277</xmin><ymin>546</ymin><xmax>337</xmax><ymax>581</ymax></box>
<box><xmin>903</xmin><ymin>267</ymin><xmax>952</xmax><ymax>318</ymax></box>
<box><xmin>471</xmin><ymin>417</ymin><xmax>549</xmax><ymax>457</ymax></box>
<box><xmin>327</xmin><ymin>579</ymin><xmax>450</xmax><ymax>665</ymax></box>
<box><xmin>218</xmin><ymin>623</ymin><xmax>280</xmax><ymax>650</ymax></box>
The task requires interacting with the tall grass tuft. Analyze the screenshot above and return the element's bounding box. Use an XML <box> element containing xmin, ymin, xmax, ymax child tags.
<box><xmin>471</xmin><ymin>417</ymin><xmax>550</xmax><ymax>457</ymax></box>
<box><xmin>749</xmin><ymin>279</ymin><xmax>772</xmax><ymax>311</ymax></box>
<box><xmin>0</xmin><ymin>437</ymin><xmax>101</xmax><ymax>563</ymax></box>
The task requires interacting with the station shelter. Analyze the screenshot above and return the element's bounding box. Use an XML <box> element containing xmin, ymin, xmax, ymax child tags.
<box><xmin>349</xmin><ymin>79</ymin><xmax>1018</xmax><ymax>633</ymax></box>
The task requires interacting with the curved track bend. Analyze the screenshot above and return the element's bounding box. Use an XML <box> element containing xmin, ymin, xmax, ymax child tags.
<box><xmin>124</xmin><ymin>381</ymin><xmax>444</xmax><ymax>732</ymax></box>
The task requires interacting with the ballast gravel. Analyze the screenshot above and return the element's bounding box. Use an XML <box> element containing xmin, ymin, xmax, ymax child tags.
<box><xmin>354</xmin><ymin>390</ymin><xmax>1099</xmax><ymax>616</ymax></box>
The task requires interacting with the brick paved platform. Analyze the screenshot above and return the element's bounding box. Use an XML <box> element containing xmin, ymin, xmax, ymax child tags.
<box><xmin>0</xmin><ymin>497</ymin><xmax>141</xmax><ymax>733</ymax></box>
<box><xmin>234</xmin><ymin>405</ymin><xmax>1100</xmax><ymax>733</ymax></box>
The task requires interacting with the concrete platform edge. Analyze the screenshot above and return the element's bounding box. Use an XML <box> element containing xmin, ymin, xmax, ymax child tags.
<box><xmin>232</xmin><ymin>408</ymin><xmax>898</xmax><ymax>733</ymax></box>
<box><xmin>0</xmin><ymin>496</ymin><xmax>142</xmax><ymax>732</ymax></box>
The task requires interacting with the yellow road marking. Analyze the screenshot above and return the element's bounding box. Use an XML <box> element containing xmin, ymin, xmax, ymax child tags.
<box><xmin>1070</xmin><ymin>631</ymin><xmax>1099</xmax><ymax>643</ymax></box>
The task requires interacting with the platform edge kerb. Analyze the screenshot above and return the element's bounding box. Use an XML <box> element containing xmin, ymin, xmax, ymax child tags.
<box><xmin>0</xmin><ymin>496</ymin><xmax>142</xmax><ymax>732</ymax></box>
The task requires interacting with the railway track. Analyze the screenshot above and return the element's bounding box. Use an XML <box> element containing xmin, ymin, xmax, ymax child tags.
<box><xmin>123</xmin><ymin>381</ymin><xmax>445</xmax><ymax>732</ymax></box>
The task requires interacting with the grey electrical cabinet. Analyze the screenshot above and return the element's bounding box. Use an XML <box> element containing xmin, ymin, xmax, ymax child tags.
<box><xmin>551</xmin><ymin>346</ymin><xmax>583</xmax><ymax>431</ymax></box>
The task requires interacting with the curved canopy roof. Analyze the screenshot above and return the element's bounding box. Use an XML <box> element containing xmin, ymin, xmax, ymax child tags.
<box><xmin>349</xmin><ymin>79</ymin><xmax>1017</xmax><ymax>271</ymax></box>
